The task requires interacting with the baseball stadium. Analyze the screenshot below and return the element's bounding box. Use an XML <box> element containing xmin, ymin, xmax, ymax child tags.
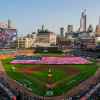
<box><xmin>1</xmin><ymin>53</ymin><xmax>98</xmax><ymax>97</ymax></box>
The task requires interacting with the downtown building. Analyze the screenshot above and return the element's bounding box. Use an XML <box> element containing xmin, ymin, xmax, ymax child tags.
<box><xmin>76</xmin><ymin>9</ymin><xmax>96</xmax><ymax>50</ymax></box>
<box><xmin>16</xmin><ymin>26</ymin><xmax>56</xmax><ymax>49</ymax></box>
<box><xmin>56</xmin><ymin>35</ymin><xmax>74</xmax><ymax>50</ymax></box>
<box><xmin>79</xmin><ymin>9</ymin><xmax>87</xmax><ymax>32</ymax></box>
<box><xmin>95</xmin><ymin>17</ymin><xmax>100</xmax><ymax>45</ymax></box>
<box><xmin>16</xmin><ymin>33</ymin><xmax>36</xmax><ymax>49</ymax></box>
<box><xmin>57</xmin><ymin>26</ymin><xmax>75</xmax><ymax>50</ymax></box>
<box><xmin>60</xmin><ymin>27</ymin><xmax>64</xmax><ymax>37</ymax></box>
<box><xmin>33</xmin><ymin>26</ymin><xmax>56</xmax><ymax>47</ymax></box>
<box><xmin>67</xmin><ymin>25</ymin><xmax>73</xmax><ymax>33</ymax></box>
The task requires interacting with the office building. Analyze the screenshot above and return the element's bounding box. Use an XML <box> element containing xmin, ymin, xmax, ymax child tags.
<box><xmin>95</xmin><ymin>16</ymin><xmax>100</xmax><ymax>37</ymax></box>
<box><xmin>87</xmin><ymin>24</ymin><xmax>93</xmax><ymax>33</ymax></box>
<box><xmin>67</xmin><ymin>25</ymin><xmax>73</xmax><ymax>33</ymax></box>
<box><xmin>95</xmin><ymin>17</ymin><xmax>100</xmax><ymax>44</ymax></box>
<box><xmin>80</xmin><ymin>9</ymin><xmax>87</xmax><ymax>32</ymax></box>
<box><xmin>16</xmin><ymin>32</ymin><xmax>36</xmax><ymax>49</ymax></box>
<box><xmin>34</xmin><ymin>26</ymin><xmax>56</xmax><ymax>47</ymax></box>
<box><xmin>60</xmin><ymin>27</ymin><xmax>64</xmax><ymax>37</ymax></box>
<box><xmin>16</xmin><ymin>37</ymin><xmax>34</xmax><ymax>48</ymax></box>
<box><xmin>79</xmin><ymin>37</ymin><xmax>96</xmax><ymax>49</ymax></box>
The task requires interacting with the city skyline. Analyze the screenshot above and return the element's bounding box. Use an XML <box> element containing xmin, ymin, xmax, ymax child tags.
<box><xmin>0</xmin><ymin>0</ymin><xmax>100</xmax><ymax>34</ymax></box>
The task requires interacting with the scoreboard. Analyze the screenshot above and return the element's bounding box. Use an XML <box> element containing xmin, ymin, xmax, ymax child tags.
<box><xmin>0</xmin><ymin>28</ymin><xmax>17</xmax><ymax>48</ymax></box>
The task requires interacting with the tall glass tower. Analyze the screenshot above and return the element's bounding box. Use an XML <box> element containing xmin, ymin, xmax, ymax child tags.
<box><xmin>80</xmin><ymin>9</ymin><xmax>87</xmax><ymax>32</ymax></box>
<box><xmin>60</xmin><ymin>27</ymin><xmax>64</xmax><ymax>37</ymax></box>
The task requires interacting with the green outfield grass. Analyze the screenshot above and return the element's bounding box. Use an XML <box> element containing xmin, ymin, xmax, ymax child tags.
<box><xmin>2</xmin><ymin>58</ymin><xmax>98</xmax><ymax>96</ymax></box>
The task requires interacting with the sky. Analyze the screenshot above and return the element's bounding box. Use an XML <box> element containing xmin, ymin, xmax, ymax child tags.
<box><xmin>0</xmin><ymin>0</ymin><xmax>100</xmax><ymax>35</ymax></box>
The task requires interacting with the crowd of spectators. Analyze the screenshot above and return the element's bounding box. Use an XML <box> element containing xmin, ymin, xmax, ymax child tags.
<box><xmin>66</xmin><ymin>68</ymin><xmax>100</xmax><ymax>100</ymax></box>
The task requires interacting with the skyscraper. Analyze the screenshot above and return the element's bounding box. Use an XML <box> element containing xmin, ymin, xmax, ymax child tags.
<box><xmin>95</xmin><ymin>17</ymin><xmax>100</xmax><ymax>43</ymax></box>
<box><xmin>8</xmin><ymin>19</ymin><xmax>11</xmax><ymax>28</ymax></box>
<box><xmin>80</xmin><ymin>9</ymin><xmax>87</xmax><ymax>32</ymax></box>
<box><xmin>95</xmin><ymin>16</ymin><xmax>100</xmax><ymax>37</ymax></box>
<box><xmin>87</xmin><ymin>24</ymin><xmax>93</xmax><ymax>33</ymax></box>
<box><xmin>67</xmin><ymin>25</ymin><xmax>73</xmax><ymax>33</ymax></box>
<box><xmin>60</xmin><ymin>27</ymin><xmax>64</xmax><ymax>37</ymax></box>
